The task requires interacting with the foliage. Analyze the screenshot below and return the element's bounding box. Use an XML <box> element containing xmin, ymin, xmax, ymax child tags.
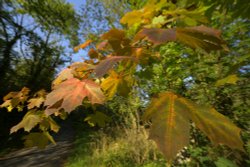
<box><xmin>1</xmin><ymin>0</ymin><xmax>250</xmax><ymax>166</ymax></box>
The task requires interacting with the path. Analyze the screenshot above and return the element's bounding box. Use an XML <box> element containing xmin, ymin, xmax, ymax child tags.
<box><xmin>0</xmin><ymin>119</ymin><xmax>75</xmax><ymax>167</ymax></box>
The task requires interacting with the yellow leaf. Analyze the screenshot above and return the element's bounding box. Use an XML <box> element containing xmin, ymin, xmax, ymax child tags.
<box><xmin>101</xmin><ymin>71</ymin><xmax>132</xmax><ymax>99</ymax></box>
<box><xmin>48</xmin><ymin>117</ymin><xmax>60</xmax><ymax>133</ymax></box>
<box><xmin>120</xmin><ymin>10</ymin><xmax>144</xmax><ymax>26</ymax></box>
<box><xmin>27</xmin><ymin>97</ymin><xmax>45</xmax><ymax>109</ymax></box>
<box><xmin>10</xmin><ymin>110</ymin><xmax>42</xmax><ymax>133</ymax></box>
<box><xmin>215</xmin><ymin>74</ymin><xmax>239</xmax><ymax>86</ymax></box>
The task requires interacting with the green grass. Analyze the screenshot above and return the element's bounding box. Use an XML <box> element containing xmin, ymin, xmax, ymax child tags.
<box><xmin>65</xmin><ymin>124</ymin><xmax>166</xmax><ymax>167</ymax></box>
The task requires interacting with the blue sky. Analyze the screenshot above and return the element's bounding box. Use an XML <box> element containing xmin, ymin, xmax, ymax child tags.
<box><xmin>66</xmin><ymin>0</ymin><xmax>87</xmax><ymax>63</ymax></box>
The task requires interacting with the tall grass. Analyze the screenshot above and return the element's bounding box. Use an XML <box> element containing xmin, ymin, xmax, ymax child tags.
<box><xmin>66</xmin><ymin>95</ymin><xmax>166</xmax><ymax>167</ymax></box>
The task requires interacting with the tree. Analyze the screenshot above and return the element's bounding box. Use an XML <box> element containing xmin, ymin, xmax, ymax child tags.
<box><xmin>1</xmin><ymin>0</ymin><xmax>249</xmax><ymax>166</ymax></box>
<box><xmin>0</xmin><ymin>0</ymin><xmax>79</xmax><ymax>150</ymax></box>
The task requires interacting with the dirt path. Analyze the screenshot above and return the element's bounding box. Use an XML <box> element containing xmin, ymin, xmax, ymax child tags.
<box><xmin>0</xmin><ymin>119</ymin><xmax>75</xmax><ymax>167</ymax></box>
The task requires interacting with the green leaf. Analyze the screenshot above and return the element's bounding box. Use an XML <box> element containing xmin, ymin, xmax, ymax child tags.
<box><xmin>215</xmin><ymin>157</ymin><xmax>238</xmax><ymax>167</ymax></box>
<box><xmin>84</xmin><ymin>111</ymin><xmax>111</xmax><ymax>127</ymax></box>
<box><xmin>22</xmin><ymin>132</ymin><xmax>49</xmax><ymax>149</ymax></box>
<box><xmin>152</xmin><ymin>15</ymin><xmax>165</xmax><ymax>26</ymax></box>
<box><xmin>215</xmin><ymin>75</ymin><xmax>239</xmax><ymax>86</ymax></box>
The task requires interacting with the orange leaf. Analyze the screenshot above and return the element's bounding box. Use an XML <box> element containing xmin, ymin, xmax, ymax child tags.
<box><xmin>44</xmin><ymin>78</ymin><xmax>105</xmax><ymax>115</ymax></box>
<box><xmin>73</xmin><ymin>40</ymin><xmax>92</xmax><ymax>52</ymax></box>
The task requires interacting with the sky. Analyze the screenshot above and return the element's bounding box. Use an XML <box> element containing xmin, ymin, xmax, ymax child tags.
<box><xmin>65</xmin><ymin>0</ymin><xmax>87</xmax><ymax>63</ymax></box>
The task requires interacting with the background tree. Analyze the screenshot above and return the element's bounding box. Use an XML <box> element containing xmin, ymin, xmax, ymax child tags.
<box><xmin>0</xmin><ymin>0</ymin><xmax>79</xmax><ymax>150</ymax></box>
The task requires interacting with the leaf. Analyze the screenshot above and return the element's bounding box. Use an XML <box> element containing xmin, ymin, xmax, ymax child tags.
<box><xmin>215</xmin><ymin>74</ymin><xmax>239</xmax><ymax>87</ymax></box>
<box><xmin>179</xmin><ymin>97</ymin><xmax>244</xmax><ymax>151</ymax></box>
<box><xmin>22</xmin><ymin>132</ymin><xmax>49</xmax><ymax>149</ymax></box>
<box><xmin>73</xmin><ymin>39</ymin><xmax>92</xmax><ymax>52</ymax></box>
<box><xmin>10</xmin><ymin>110</ymin><xmax>42</xmax><ymax>133</ymax></box>
<box><xmin>135</xmin><ymin>26</ymin><xmax>228</xmax><ymax>52</ymax></box>
<box><xmin>135</xmin><ymin>28</ymin><xmax>176</xmax><ymax>45</ymax></box>
<box><xmin>102</xmin><ymin>29</ymin><xmax>125</xmax><ymax>41</ymax></box>
<box><xmin>27</xmin><ymin>97</ymin><xmax>44</xmax><ymax>109</ymax></box>
<box><xmin>152</xmin><ymin>15</ymin><xmax>166</xmax><ymax>26</ymax></box>
<box><xmin>69</xmin><ymin>62</ymin><xmax>95</xmax><ymax>79</ymax></box>
<box><xmin>88</xmin><ymin>48</ymin><xmax>99</xmax><ymax>59</ymax></box>
<box><xmin>94</xmin><ymin>56</ymin><xmax>133</xmax><ymax>77</ymax></box>
<box><xmin>120</xmin><ymin>10</ymin><xmax>144</xmax><ymax>26</ymax></box>
<box><xmin>0</xmin><ymin>87</ymin><xmax>30</xmax><ymax>112</ymax></box>
<box><xmin>48</xmin><ymin>117</ymin><xmax>60</xmax><ymax>133</ymax></box>
<box><xmin>0</xmin><ymin>100</ymin><xmax>13</xmax><ymax>112</ymax></box>
<box><xmin>215</xmin><ymin>157</ymin><xmax>238</xmax><ymax>167</ymax></box>
<box><xmin>101</xmin><ymin>71</ymin><xmax>132</xmax><ymax>99</ymax></box>
<box><xmin>44</xmin><ymin>78</ymin><xmax>105</xmax><ymax>115</ymax></box>
<box><xmin>101</xmin><ymin>29</ymin><xmax>131</xmax><ymax>55</ymax></box>
<box><xmin>52</xmin><ymin>68</ymin><xmax>73</xmax><ymax>88</ymax></box>
<box><xmin>84</xmin><ymin>111</ymin><xmax>111</xmax><ymax>127</ymax></box>
<box><xmin>43</xmin><ymin>131</ymin><xmax>56</xmax><ymax>145</ymax></box>
<box><xmin>143</xmin><ymin>91</ymin><xmax>244</xmax><ymax>161</ymax></box>
<box><xmin>176</xmin><ymin>26</ymin><xmax>228</xmax><ymax>52</ymax></box>
<box><xmin>142</xmin><ymin>92</ymin><xmax>190</xmax><ymax>161</ymax></box>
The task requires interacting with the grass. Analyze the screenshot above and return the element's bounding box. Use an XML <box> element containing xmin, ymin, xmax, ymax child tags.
<box><xmin>65</xmin><ymin>123</ymin><xmax>167</xmax><ymax>167</ymax></box>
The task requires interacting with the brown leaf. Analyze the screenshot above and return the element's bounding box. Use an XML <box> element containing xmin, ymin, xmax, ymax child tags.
<box><xmin>143</xmin><ymin>92</ymin><xmax>190</xmax><ymax>161</ymax></box>
<box><xmin>94</xmin><ymin>56</ymin><xmax>133</xmax><ymax>78</ymax></box>
<box><xmin>179</xmin><ymin>97</ymin><xmax>244</xmax><ymax>151</ymax></box>
<box><xmin>135</xmin><ymin>26</ymin><xmax>228</xmax><ymax>52</ymax></box>
<box><xmin>135</xmin><ymin>28</ymin><xmax>176</xmax><ymax>45</ymax></box>
<box><xmin>176</xmin><ymin>26</ymin><xmax>228</xmax><ymax>52</ymax></box>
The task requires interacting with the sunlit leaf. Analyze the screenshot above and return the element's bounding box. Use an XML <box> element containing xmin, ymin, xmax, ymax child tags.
<box><xmin>0</xmin><ymin>87</ymin><xmax>30</xmax><ymax>112</ymax></box>
<box><xmin>52</xmin><ymin>68</ymin><xmax>73</xmax><ymax>88</ymax></box>
<box><xmin>215</xmin><ymin>74</ymin><xmax>239</xmax><ymax>87</ymax></box>
<box><xmin>74</xmin><ymin>39</ymin><xmax>92</xmax><ymax>52</ymax></box>
<box><xmin>101</xmin><ymin>70</ymin><xmax>132</xmax><ymax>99</ymax></box>
<box><xmin>45</xmin><ymin>78</ymin><xmax>105</xmax><ymax>115</ymax></box>
<box><xmin>27</xmin><ymin>97</ymin><xmax>45</xmax><ymax>109</ymax></box>
<box><xmin>10</xmin><ymin>110</ymin><xmax>42</xmax><ymax>133</ymax></box>
<box><xmin>120</xmin><ymin>10</ymin><xmax>144</xmax><ymax>26</ymax></box>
